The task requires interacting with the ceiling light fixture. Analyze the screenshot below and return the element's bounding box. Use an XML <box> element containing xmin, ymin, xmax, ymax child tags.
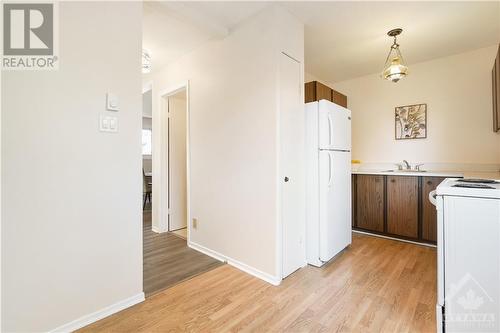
<box><xmin>142</xmin><ymin>49</ymin><xmax>152</xmax><ymax>74</ymax></box>
<box><xmin>381</xmin><ymin>28</ymin><xmax>408</xmax><ymax>83</ymax></box>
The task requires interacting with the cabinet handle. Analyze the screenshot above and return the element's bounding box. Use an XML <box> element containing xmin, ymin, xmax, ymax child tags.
<box><xmin>390</xmin><ymin>179</ymin><xmax>396</xmax><ymax>183</ymax></box>
<box><xmin>427</xmin><ymin>181</ymin><xmax>433</xmax><ymax>185</ymax></box>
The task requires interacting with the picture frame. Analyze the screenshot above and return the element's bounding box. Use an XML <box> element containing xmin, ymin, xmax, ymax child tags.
<box><xmin>395</xmin><ymin>103</ymin><xmax>427</xmax><ymax>140</ymax></box>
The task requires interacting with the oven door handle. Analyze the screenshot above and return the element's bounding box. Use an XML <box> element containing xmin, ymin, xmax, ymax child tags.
<box><xmin>429</xmin><ymin>190</ymin><xmax>437</xmax><ymax>207</ymax></box>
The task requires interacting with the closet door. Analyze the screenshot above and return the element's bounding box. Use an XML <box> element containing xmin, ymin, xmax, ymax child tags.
<box><xmin>280</xmin><ymin>52</ymin><xmax>305</xmax><ymax>278</ymax></box>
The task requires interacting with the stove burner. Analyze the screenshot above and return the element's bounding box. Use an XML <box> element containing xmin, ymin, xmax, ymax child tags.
<box><xmin>453</xmin><ymin>183</ymin><xmax>495</xmax><ymax>189</ymax></box>
<box><xmin>457</xmin><ymin>178</ymin><xmax>498</xmax><ymax>184</ymax></box>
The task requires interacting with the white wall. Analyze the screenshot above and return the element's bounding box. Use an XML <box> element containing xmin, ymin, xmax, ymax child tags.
<box><xmin>334</xmin><ymin>45</ymin><xmax>500</xmax><ymax>168</ymax></box>
<box><xmin>1</xmin><ymin>2</ymin><xmax>143</xmax><ymax>331</ymax></box>
<box><xmin>144</xmin><ymin>5</ymin><xmax>303</xmax><ymax>281</ymax></box>
<box><xmin>142</xmin><ymin>89</ymin><xmax>152</xmax><ymax>118</ymax></box>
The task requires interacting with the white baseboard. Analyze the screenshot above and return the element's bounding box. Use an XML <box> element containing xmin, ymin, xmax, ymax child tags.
<box><xmin>50</xmin><ymin>292</ymin><xmax>145</xmax><ymax>333</ymax></box>
<box><xmin>353</xmin><ymin>230</ymin><xmax>436</xmax><ymax>248</ymax></box>
<box><xmin>188</xmin><ymin>241</ymin><xmax>281</xmax><ymax>286</ymax></box>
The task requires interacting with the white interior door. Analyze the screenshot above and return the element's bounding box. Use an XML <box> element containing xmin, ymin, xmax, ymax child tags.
<box><xmin>168</xmin><ymin>92</ymin><xmax>188</xmax><ymax>231</ymax></box>
<box><xmin>319</xmin><ymin>150</ymin><xmax>351</xmax><ymax>262</ymax></box>
<box><xmin>280</xmin><ymin>52</ymin><xmax>305</xmax><ymax>278</ymax></box>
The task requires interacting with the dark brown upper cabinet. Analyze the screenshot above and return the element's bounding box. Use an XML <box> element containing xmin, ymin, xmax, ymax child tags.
<box><xmin>387</xmin><ymin>176</ymin><xmax>418</xmax><ymax>239</ymax></box>
<box><xmin>305</xmin><ymin>81</ymin><xmax>348</xmax><ymax>108</ymax></box>
<box><xmin>493</xmin><ymin>44</ymin><xmax>500</xmax><ymax>132</ymax></box>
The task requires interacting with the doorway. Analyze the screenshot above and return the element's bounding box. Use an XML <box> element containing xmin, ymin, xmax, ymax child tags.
<box><xmin>142</xmin><ymin>83</ymin><xmax>223</xmax><ymax>297</ymax></box>
<box><xmin>167</xmin><ymin>89</ymin><xmax>188</xmax><ymax>239</ymax></box>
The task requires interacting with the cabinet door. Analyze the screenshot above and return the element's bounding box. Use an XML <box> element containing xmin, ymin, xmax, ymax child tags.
<box><xmin>305</xmin><ymin>81</ymin><xmax>316</xmax><ymax>103</ymax></box>
<box><xmin>495</xmin><ymin>46</ymin><xmax>500</xmax><ymax>131</ymax></box>
<box><xmin>352</xmin><ymin>175</ymin><xmax>356</xmax><ymax>227</ymax></box>
<box><xmin>356</xmin><ymin>175</ymin><xmax>384</xmax><ymax>232</ymax></box>
<box><xmin>422</xmin><ymin>177</ymin><xmax>445</xmax><ymax>242</ymax></box>
<box><xmin>332</xmin><ymin>90</ymin><xmax>348</xmax><ymax>108</ymax></box>
<box><xmin>387</xmin><ymin>176</ymin><xmax>418</xmax><ymax>238</ymax></box>
<box><xmin>316</xmin><ymin>82</ymin><xmax>332</xmax><ymax>101</ymax></box>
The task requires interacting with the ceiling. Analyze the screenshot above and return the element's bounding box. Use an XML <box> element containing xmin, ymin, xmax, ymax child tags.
<box><xmin>143</xmin><ymin>2</ymin><xmax>267</xmax><ymax>72</ymax></box>
<box><xmin>143</xmin><ymin>2</ymin><xmax>500</xmax><ymax>81</ymax></box>
<box><xmin>284</xmin><ymin>1</ymin><xmax>500</xmax><ymax>82</ymax></box>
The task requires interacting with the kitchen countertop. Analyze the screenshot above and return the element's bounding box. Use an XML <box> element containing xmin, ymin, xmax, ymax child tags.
<box><xmin>352</xmin><ymin>169</ymin><xmax>500</xmax><ymax>180</ymax></box>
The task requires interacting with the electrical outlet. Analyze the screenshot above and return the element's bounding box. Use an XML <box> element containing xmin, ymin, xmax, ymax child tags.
<box><xmin>192</xmin><ymin>218</ymin><xmax>198</xmax><ymax>229</ymax></box>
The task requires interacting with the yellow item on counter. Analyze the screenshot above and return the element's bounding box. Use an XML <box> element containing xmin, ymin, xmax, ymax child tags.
<box><xmin>351</xmin><ymin>160</ymin><xmax>361</xmax><ymax>164</ymax></box>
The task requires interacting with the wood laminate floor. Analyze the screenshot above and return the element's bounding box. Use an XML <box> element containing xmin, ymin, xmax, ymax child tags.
<box><xmin>143</xmin><ymin>210</ymin><xmax>223</xmax><ymax>296</ymax></box>
<box><xmin>80</xmin><ymin>233</ymin><xmax>437</xmax><ymax>332</ymax></box>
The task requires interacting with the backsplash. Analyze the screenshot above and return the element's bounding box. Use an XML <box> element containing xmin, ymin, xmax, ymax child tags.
<box><xmin>354</xmin><ymin>162</ymin><xmax>500</xmax><ymax>173</ymax></box>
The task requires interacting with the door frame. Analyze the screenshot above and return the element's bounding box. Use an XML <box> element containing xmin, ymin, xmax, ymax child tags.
<box><xmin>152</xmin><ymin>81</ymin><xmax>191</xmax><ymax>242</ymax></box>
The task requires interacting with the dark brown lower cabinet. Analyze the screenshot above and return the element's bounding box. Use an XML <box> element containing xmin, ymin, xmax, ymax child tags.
<box><xmin>421</xmin><ymin>177</ymin><xmax>446</xmax><ymax>242</ymax></box>
<box><xmin>355</xmin><ymin>175</ymin><xmax>384</xmax><ymax>232</ymax></box>
<box><xmin>387</xmin><ymin>176</ymin><xmax>418</xmax><ymax>238</ymax></box>
<box><xmin>352</xmin><ymin>174</ymin><xmax>451</xmax><ymax>244</ymax></box>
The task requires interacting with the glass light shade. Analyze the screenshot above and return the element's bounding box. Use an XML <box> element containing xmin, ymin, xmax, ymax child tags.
<box><xmin>142</xmin><ymin>49</ymin><xmax>152</xmax><ymax>74</ymax></box>
<box><xmin>382</xmin><ymin>45</ymin><xmax>408</xmax><ymax>83</ymax></box>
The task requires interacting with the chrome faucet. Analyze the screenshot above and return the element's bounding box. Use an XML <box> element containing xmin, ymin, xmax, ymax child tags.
<box><xmin>402</xmin><ymin>160</ymin><xmax>411</xmax><ymax>170</ymax></box>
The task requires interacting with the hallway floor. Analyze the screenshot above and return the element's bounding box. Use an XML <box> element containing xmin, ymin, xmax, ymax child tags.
<box><xmin>142</xmin><ymin>210</ymin><xmax>223</xmax><ymax>296</ymax></box>
<box><xmin>80</xmin><ymin>233</ymin><xmax>437</xmax><ymax>332</ymax></box>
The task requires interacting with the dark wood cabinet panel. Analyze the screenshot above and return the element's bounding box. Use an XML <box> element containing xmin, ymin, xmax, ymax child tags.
<box><xmin>421</xmin><ymin>177</ymin><xmax>445</xmax><ymax>242</ymax></box>
<box><xmin>387</xmin><ymin>176</ymin><xmax>418</xmax><ymax>238</ymax></box>
<box><xmin>352</xmin><ymin>175</ymin><xmax>356</xmax><ymax>227</ymax></box>
<box><xmin>305</xmin><ymin>81</ymin><xmax>316</xmax><ymax>103</ymax></box>
<box><xmin>494</xmin><ymin>44</ymin><xmax>500</xmax><ymax>132</ymax></box>
<box><xmin>494</xmin><ymin>61</ymin><xmax>498</xmax><ymax>131</ymax></box>
<box><xmin>332</xmin><ymin>90</ymin><xmax>348</xmax><ymax>108</ymax></box>
<box><xmin>304</xmin><ymin>81</ymin><xmax>347</xmax><ymax>108</ymax></box>
<box><xmin>316</xmin><ymin>82</ymin><xmax>332</xmax><ymax>101</ymax></box>
<box><xmin>355</xmin><ymin>175</ymin><xmax>384</xmax><ymax>232</ymax></box>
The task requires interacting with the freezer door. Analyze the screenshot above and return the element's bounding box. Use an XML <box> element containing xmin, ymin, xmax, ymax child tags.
<box><xmin>318</xmin><ymin>100</ymin><xmax>351</xmax><ymax>150</ymax></box>
<box><xmin>318</xmin><ymin>150</ymin><xmax>352</xmax><ymax>262</ymax></box>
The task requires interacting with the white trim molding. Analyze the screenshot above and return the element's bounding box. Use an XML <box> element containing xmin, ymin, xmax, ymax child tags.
<box><xmin>188</xmin><ymin>241</ymin><xmax>282</xmax><ymax>286</ymax></box>
<box><xmin>152</xmin><ymin>81</ymin><xmax>190</xmax><ymax>235</ymax></box>
<box><xmin>49</xmin><ymin>293</ymin><xmax>145</xmax><ymax>333</ymax></box>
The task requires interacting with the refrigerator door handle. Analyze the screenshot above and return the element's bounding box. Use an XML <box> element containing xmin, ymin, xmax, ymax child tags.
<box><xmin>327</xmin><ymin>114</ymin><xmax>333</xmax><ymax>146</ymax></box>
<box><xmin>328</xmin><ymin>152</ymin><xmax>333</xmax><ymax>187</ymax></box>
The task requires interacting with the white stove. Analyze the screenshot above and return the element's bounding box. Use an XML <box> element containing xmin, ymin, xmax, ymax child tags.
<box><xmin>436</xmin><ymin>178</ymin><xmax>500</xmax><ymax>199</ymax></box>
<box><xmin>431</xmin><ymin>178</ymin><xmax>500</xmax><ymax>332</ymax></box>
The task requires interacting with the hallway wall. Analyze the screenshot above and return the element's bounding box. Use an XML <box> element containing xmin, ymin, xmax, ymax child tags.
<box><xmin>1</xmin><ymin>2</ymin><xmax>143</xmax><ymax>331</ymax></box>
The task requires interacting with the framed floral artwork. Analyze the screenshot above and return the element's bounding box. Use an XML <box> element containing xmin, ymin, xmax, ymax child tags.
<box><xmin>395</xmin><ymin>103</ymin><xmax>427</xmax><ymax>140</ymax></box>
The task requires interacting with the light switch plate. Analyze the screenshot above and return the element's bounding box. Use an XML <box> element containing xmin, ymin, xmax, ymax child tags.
<box><xmin>99</xmin><ymin>115</ymin><xmax>118</xmax><ymax>133</ymax></box>
<box><xmin>106</xmin><ymin>93</ymin><xmax>119</xmax><ymax>111</ymax></box>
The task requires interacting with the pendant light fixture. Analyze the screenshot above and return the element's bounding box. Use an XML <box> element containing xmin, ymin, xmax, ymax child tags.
<box><xmin>381</xmin><ymin>28</ymin><xmax>408</xmax><ymax>83</ymax></box>
<box><xmin>142</xmin><ymin>49</ymin><xmax>152</xmax><ymax>74</ymax></box>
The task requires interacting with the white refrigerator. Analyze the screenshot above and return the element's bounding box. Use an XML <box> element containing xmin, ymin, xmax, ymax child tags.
<box><xmin>305</xmin><ymin>100</ymin><xmax>352</xmax><ymax>267</ymax></box>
